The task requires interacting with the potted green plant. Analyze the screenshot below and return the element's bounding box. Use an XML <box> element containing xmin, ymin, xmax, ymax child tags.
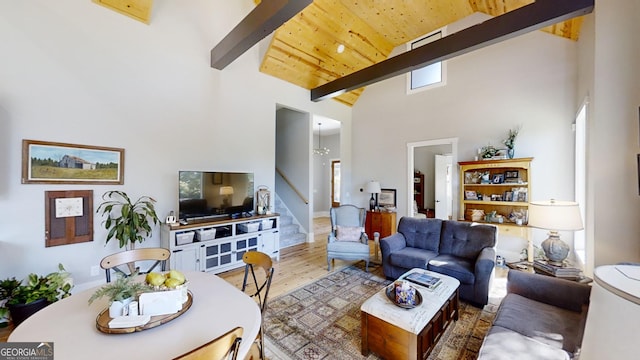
<box><xmin>0</xmin><ymin>264</ymin><xmax>73</xmax><ymax>326</ymax></box>
<box><xmin>88</xmin><ymin>274</ymin><xmax>152</xmax><ymax>317</ymax></box>
<box><xmin>0</xmin><ymin>278</ymin><xmax>19</xmax><ymax>327</ymax></box>
<box><xmin>97</xmin><ymin>190</ymin><xmax>160</xmax><ymax>250</ymax></box>
<box><xmin>480</xmin><ymin>145</ymin><xmax>498</xmax><ymax>159</ymax></box>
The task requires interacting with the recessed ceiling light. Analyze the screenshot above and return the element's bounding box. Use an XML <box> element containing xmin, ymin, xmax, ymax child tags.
<box><xmin>337</xmin><ymin>44</ymin><xmax>345</xmax><ymax>53</ymax></box>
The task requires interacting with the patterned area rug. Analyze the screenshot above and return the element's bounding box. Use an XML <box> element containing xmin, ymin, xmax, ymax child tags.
<box><xmin>264</xmin><ymin>264</ymin><xmax>498</xmax><ymax>360</ymax></box>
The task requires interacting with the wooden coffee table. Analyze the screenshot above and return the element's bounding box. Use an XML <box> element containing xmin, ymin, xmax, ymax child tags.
<box><xmin>361</xmin><ymin>268</ymin><xmax>460</xmax><ymax>360</ymax></box>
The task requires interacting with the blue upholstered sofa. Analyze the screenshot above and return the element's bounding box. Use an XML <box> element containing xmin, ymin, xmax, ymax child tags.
<box><xmin>380</xmin><ymin>217</ymin><xmax>497</xmax><ymax>306</ymax></box>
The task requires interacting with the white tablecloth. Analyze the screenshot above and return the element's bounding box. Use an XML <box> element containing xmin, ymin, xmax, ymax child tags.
<box><xmin>9</xmin><ymin>271</ymin><xmax>261</xmax><ymax>360</ymax></box>
<box><xmin>360</xmin><ymin>268</ymin><xmax>460</xmax><ymax>334</ymax></box>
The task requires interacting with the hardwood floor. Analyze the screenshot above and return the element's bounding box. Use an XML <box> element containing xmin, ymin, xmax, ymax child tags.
<box><xmin>216</xmin><ymin>216</ymin><xmax>374</xmax><ymax>299</ymax></box>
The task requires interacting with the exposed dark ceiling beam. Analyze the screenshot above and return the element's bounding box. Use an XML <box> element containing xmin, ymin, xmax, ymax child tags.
<box><xmin>210</xmin><ymin>0</ymin><xmax>312</xmax><ymax>70</ymax></box>
<box><xmin>311</xmin><ymin>0</ymin><xmax>594</xmax><ymax>102</ymax></box>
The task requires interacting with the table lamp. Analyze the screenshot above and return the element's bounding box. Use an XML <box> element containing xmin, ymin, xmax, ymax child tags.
<box><xmin>528</xmin><ymin>199</ymin><xmax>583</xmax><ymax>266</ymax></box>
<box><xmin>365</xmin><ymin>181</ymin><xmax>381</xmax><ymax>211</ymax></box>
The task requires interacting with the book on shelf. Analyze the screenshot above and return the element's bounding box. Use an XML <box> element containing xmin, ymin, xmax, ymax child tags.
<box><xmin>404</xmin><ymin>272</ymin><xmax>442</xmax><ymax>290</ymax></box>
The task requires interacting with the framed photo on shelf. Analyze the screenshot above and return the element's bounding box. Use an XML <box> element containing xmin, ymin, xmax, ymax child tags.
<box><xmin>505</xmin><ymin>170</ymin><xmax>519</xmax><ymax>179</ymax></box>
<box><xmin>378</xmin><ymin>188</ymin><xmax>397</xmax><ymax>208</ymax></box>
<box><xmin>492</xmin><ymin>174</ymin><xmax>504</xmax><ymax>184</ymax></box>
<box><xmin>517</xmin><ymin>192</ymin><xmax>527</xmax><ymax>202</ymax></box>
<box><xmin>465</xmin><ymin>190</ymin><xmax>478</xmax><ymax>200</ymax></box>
<box><xmin>504</xmin><ymin>191</ymin><xmax>513</xmax><ymax>202</ymax></box>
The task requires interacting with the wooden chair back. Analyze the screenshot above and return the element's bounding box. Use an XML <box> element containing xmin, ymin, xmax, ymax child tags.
<box><xmin>241</xmin><ymin>251</ymin><xmax>274</xmax><ymax>313</ymax></box>
<box><xmin>172</xmin><ymin>326</ymin><xmax>243</xmax><ymax>360</ymax></box>
<box><xmin>241</xmin><ymin>251</ymin><xmax>273</xmax><ymax>360</ymax></box>
<box><xmin>100</xmin><ymin>247</ymin><xmax>171</xmax><ymax>282</ymax></box>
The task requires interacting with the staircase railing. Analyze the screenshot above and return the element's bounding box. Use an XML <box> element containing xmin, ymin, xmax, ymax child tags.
<box><xmin>275</xmin><ymin>167</ymin><xmax>309</xmax><ymax>204</ymax></box>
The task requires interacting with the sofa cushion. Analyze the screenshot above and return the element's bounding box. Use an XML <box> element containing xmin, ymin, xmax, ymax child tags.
<box><xmin>439</xmin><ymin>221</ymin><xmax>496</xmax><ymax>260</ymax></box>
<box><xmin>389</xmin><ymin>248</ymin><xmax>438</xmax><ymax>271</ymax></box>
<box><xmin>397</xmin><ymin>217</ymin><xmax>442</xmax><ymax>251</ymax></box>
<box><xmin>428</xmin><ymin>254</ymin><xmax>475</xmax><ymax>284</ymax></box>
<box><xmin>493</xmin><ymin>293</ymin><xmax>584</xmax><ymax>353</ymax></box>
<box><xmin>478</xmin><ymin>325</ymin><xmax>570</xmax><ymax>360</ymax></box>
<box><xmin>327</xmin><ymin>240</ymin><xmax>368</xmax><ymax>253</ymax></box>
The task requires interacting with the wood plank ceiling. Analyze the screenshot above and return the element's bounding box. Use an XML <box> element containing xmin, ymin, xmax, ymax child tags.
<box><xmin>258</xmin><ymin>0</ymin><xmax>586</xmax><ymax>107</ymax></box>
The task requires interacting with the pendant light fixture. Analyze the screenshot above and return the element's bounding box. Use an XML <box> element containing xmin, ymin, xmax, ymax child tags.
<box><xmin>313</xmin><ymin>122</ymin><xmax>330</xmax><ymax>156</ymax></box>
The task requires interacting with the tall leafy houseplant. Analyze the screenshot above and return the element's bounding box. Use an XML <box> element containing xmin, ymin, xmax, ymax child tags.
<box><xmin>97</xmin><ymin>191</ymin><xmax>160</xmax><ymax>250</ymax></box>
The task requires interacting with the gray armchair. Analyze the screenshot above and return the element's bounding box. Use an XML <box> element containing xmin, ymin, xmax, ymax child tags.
<box><xmin>327</xmin><ymin>205</ymin><xmax>370</xmax><ymax>272</ymax></box>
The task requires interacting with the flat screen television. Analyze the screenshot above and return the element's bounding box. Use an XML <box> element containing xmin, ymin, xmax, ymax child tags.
<box><xmin>178</xmin><ymin>171</ymin><xmax>254</xmax><ymax>222</ymax></box>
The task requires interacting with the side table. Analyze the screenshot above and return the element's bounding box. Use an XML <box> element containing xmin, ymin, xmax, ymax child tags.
<box><xmin>365</xmin><ymin>211</ymin><xmax>396</xmax><ymax>240</ymax></box>
<box><xmin>506</xmin><ymin>261</ymin><xmax>593</xmax><ymax>284</ymax></box>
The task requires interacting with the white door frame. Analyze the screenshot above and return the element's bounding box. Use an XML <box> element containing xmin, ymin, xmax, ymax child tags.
<box><xmin>406</xmin><ymin>138</ymin><xmax>458</xmax><ymax>217</ymax></box>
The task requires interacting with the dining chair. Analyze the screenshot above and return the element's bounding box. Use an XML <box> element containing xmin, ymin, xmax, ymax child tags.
<box><xmin>100</xmin><ymin>247</ymin><xmax>171</xmax><ymax>282</ymax></box>
<box><xmin>172</xmin><ymin>326</ymin><xmax>243</xmax><ymax>360</ymax></box>
<box><xmin>241</xmin><ymin>251</ymin><xmax>274</xmax><ymax>360</ymax></box>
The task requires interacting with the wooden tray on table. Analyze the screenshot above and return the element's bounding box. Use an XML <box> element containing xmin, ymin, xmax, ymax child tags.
<box><xmin>96</xmin><ymin>291</ymin><xmax>193</xmax><ymax>334</ymax></box>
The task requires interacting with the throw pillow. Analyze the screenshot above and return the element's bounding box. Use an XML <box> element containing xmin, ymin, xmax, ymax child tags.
<box><xmin>335</xmin><ymin>225</ymin><xmax>363</xmax><ymax>242</ymax></box>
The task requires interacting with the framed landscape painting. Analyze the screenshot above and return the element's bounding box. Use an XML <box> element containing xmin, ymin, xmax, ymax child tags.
<box><xmin>22</xmin><ymin>139</ymin><xmax>125</xmax><ymax>184</ymax></box>
<box><xmin>378</xmin><ymin>188</ymin><xmax>397</xmax><ymax>208</ymax></box>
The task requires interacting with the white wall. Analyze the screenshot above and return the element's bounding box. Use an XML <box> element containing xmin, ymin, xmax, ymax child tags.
<box><xmin>352</xmin><ymin>14</ymin><xmax>579</xmax><ymax>257</ymax></box>
<box><xmin>577</xmin><ymin>0</ymin><xmax>640</xmax><ymax>269</ymax></box>
<box><xmin>0</xmin><ymin>0</ymin><xmax>351</xmax><ymax>286</ymax></box>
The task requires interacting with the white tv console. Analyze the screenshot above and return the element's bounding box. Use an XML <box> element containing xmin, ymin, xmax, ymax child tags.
<box><xmin>160</xmin><ymin>214</ymin><xmax>280</xmax><ymax>274</ymax></box>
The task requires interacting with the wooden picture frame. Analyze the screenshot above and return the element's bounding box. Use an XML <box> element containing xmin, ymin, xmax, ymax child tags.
<box><xmin>504</xmin><ymin>170</ymin><xmax>519</xmax><ymax>179</ymax></box>
<box><xmin>22</xmin><ymin>139</ymin><xmax>124</xmax><ymax>184</ymax></box>
<box><xmin>212</xmin><ymin>172</ymin><xmax>222</xmax><ymax>185</ymax></box>
<box><xmin>45</xmin><ymin>190</ymin><xmax>93</xmax><ymax>247</ymax></box>
<box><xmin>378</xmin><ymin>188</ymin><xmax>397</xmax><ymax>208</ymax></box>
<box><xmin>465</xmin><ymin>190</ymin><xmax>478</xmax><ymax>200</ymax></box>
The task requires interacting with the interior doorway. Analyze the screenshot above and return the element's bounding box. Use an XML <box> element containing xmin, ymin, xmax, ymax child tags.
<box><xmin>312</xmin><ymin>116</ymin><xmax>341</xmax><ymax>217</ymax></box>
<box><xmin>434</xmin><ymin>154</ymin><xmax>453</xmax><ymax>219</ymax></box>
<box><xmin>407</xmin><ymin>138</ymin><xmax>458</xmax><ymax>219</ymax></box>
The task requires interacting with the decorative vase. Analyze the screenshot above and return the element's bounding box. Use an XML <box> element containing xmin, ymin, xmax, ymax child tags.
<box><xmin>507</xmin><ymin>148</ymin><xmax>515</xmax><ymax>159</ymax></box>
<box><xmin>8</xmin><ymin>298</ymin><xmax>50</xmax><ymax>326</ymax></box>
<box><xmin>109</xmin><ymin>297</ymin><xmax>133</xmax><ymax>318</ymax></box>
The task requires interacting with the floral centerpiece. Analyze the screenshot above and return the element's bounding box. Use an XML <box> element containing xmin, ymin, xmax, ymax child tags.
<box><xmin>88</xmin><ymin>273</ymin><xmax>152</xmax><ymax>318</ymax></box>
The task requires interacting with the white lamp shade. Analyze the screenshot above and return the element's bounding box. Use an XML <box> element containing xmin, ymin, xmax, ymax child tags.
<box><xmin>365</xmin><ymin>181</ymin><xmax>381</xmax><ymax>194</ymax></box>
<box><xmin>219</xmin><ymin>186</ymin><xmax>234</xmax><ymax>195</ymax></box>
<box><xmin>528</xmin><ymin>200</ymin><xmax>583</xmax><ymax>231</ymax></box>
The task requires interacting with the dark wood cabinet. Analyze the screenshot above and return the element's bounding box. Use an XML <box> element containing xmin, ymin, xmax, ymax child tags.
<box><xmin>365</xmin><ymin>211</ymin><xmax>397</xmax><ymax>239</ymax></box>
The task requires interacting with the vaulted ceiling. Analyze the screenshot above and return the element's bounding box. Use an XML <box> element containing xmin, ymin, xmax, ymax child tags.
<box><xmin>92</xmin><ymin>1</ymin><xmax>589</xmax><ymax>108</ymax></box>
<box><xmin>258</xmin><ymin>0</ymin><xmax>586</xmax><ymax>107</ymax></box>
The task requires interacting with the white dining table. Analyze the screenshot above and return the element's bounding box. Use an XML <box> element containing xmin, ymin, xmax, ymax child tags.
<box><xmin>8</xmin><ymin>271</ymin><xmax>261</xmax><ymax>359</ymax></box>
